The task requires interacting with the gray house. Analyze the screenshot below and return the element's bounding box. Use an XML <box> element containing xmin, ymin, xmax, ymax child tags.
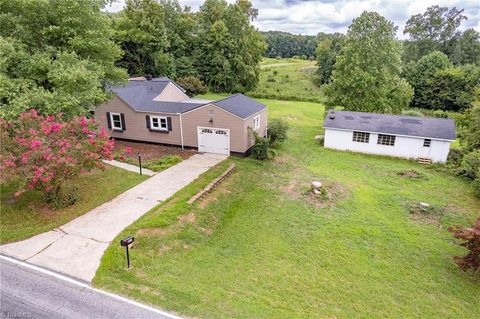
<box><xmin>95</xmin><ymin>77</ymin><xmax>267</xmax><ymax>156</ymax></box>
<box><xmin>323</xmin><ymin>110</ymin><xmax>456</xmax><ymax>163</ymax></box>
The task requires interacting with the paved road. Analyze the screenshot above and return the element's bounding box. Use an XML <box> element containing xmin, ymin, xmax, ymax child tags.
<box><xmin>0</xmin><ymin>257</ymin><xmax>179</xmax><ymax>319</ymax></box>
<box><xmin>0</xmin><ymin>153</ymin><xmax>226</xmax><ymax>282</ymax></box>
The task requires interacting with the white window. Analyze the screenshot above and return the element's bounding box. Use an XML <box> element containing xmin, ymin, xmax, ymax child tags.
<box><xmin>110</xmin><ymin>113</ymin><xmax>122</xmax><ymax>130</ymax></box>
<box><xmin>150</xmin><ymin>116</ymin><xmax>168</xmax><ymax>131</ymax></box>
<box><xmin>423</xmin><ymin>139</ymin><xmax>431</xmax><ymax>147</ymax></box>
<box><xmin>253</xmin><ymin>115</ymin><xmax>260</xmax><ymax>130</ymax></box>
<box><xmin>377</xmin><ymin>134</ymin><xmax>396</xmax><ymax>146</ymax></box>
<box><xmin>352</xmin><ymin>131</ymin><xmax>370</xmax><ymax>143</ymax></box>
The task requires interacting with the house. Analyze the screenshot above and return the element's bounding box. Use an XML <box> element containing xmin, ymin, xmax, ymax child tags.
<box><xmin>95</xmin><ymin>77</ymin><xmax>267</xmax><ymax>156</ymax></box>
<box><xmin>322</xmin><ymin>110</ymin><xmax>456</xmax><ymax>163</ymax></box>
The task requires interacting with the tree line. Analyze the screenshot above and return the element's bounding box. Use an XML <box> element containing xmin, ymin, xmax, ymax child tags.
<box><xmin>0</xmin><ymin>0</ymin><xmax>266</xmax><ymax>119</ymax></box>
<box><xmin>262</xmin><ymin>31</ymin><xmax>317</xmax><ymax>59</ymax></box>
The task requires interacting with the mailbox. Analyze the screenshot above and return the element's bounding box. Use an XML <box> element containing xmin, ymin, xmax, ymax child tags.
<box><xmin>120</xmin><ymin>236</ymin><xmax>134</xmax><ymax>247</ymax></box>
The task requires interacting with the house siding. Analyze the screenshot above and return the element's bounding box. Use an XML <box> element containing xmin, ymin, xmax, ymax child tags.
<box><xmin>243</xmin><ymin>109</ymin><xmax>268</xmax><ymax>150</ymax></box>
<box><xmin>152</xmin><ymin>82</ymin><xmax>188</xmax><ymax>102</ymax></box>
<box><xmin>324</xmin><ymin>128</ymin><xmax>451</xmax><ymax>163</ymax></box>
<box><xmin>181</xmin><ymin>104</ymin><xmax>247</xmax><ymax>153</ymax></box>
<box><xmin>95</xmin><ymin>96</ymin><xmax>182</xmax><ymax>145</ymax></box>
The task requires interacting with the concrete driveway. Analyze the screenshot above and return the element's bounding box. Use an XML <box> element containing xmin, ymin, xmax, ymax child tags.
<box><xmin>0</xmin><ymin>153</ymin><xmax>226</xmax><ymax>282</ymax></box>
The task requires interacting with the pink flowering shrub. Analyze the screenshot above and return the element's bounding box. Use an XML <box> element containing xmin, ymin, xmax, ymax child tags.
<box><xmin>0</xmin><ymin>110</ymin><xmax>114</xmax><ymax>207</ymax></box>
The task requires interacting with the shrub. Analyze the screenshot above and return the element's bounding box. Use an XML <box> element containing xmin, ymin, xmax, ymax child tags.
<box><xmin>266</xmin><ymin>76</ymin><xmax>276</xmax><ymax>83</ymax></box>
<box><xmin>448</xmin><ymin>217</ymin><xmax>480</xmax><ymax>272</ymax></box>
<box><xmin>459</xmin><ymin>151</ymin><xmax>480</xmax><ymax>180</ymax></box>
<box><xmin>268</xmin><ymin>118</ymin><xmax>289</xmax><ymax>147</ymax></box>
<box><xmin>249</xmin><ymin>128</ymin><xmax>274</xmax><ymax>160</ymax></box>
<box><xmin>175</xmin><ymin>76</ymin><xmax>207</xmax><ymax>97</ymax></box>
<box><xmin>272</xmin><ymin>70</ymin><xmax>278</xmax><ymax>76</ymax></box>
<box><xmin>0</xmin><ymin>110</ymin><xmax>114</xmax><ymax>207</ymax></box>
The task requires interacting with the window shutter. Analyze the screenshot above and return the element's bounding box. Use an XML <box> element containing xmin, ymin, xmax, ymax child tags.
<box><xmin>106</xmin><ymin>112</ymin><xmax>111</xmax><ymax>129</ymax></box>
<box><xmin>167</xmin><ymin>117</ymin><xmax>172</xmax><ymax>131</ymax></box>
<box><xmin>120</xmin><ymin>113</ymin><xmax>126</xmax><ymax>131</ymax></box>
<box><xmin>146</xmin><ymin>115</ymin><xmax>151</xmax><ymax>129</ymax></box>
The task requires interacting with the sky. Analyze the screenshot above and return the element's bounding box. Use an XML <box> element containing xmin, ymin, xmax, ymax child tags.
<box><xmin>105</xmin><ymin>0</ymin><xmax>480</xmax><ymax>38</ymax></box>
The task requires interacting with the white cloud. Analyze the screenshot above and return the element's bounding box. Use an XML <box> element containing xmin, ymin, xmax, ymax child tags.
<box><xmin>104</xmin><ymin>0</ymin><xmax>480</xmax><ymax>37</ymax></box>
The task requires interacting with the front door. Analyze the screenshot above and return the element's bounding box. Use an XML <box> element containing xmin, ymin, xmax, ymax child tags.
<box><xmin>197</xmin><ymin>127</ymin><xmax>230</xmax><ymax>155</ymax></box>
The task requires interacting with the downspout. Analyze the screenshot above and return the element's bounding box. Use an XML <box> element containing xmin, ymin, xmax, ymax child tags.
<box><xmin>178</xmin><ymin>112</ymin><xmax>185</xmax><ymax>150</ymax></box>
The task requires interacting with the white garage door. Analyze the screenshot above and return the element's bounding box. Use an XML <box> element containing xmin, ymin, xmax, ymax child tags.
<box><xmin>197</xmin><ymin>127</ymin><xmax>230</xmax><ymax>155</ymax></box>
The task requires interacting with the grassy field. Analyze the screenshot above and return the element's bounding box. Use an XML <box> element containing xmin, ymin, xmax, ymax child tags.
<box><xmin>1</xmin><ymin>166</ymin><xmax>147</xmax><ymax>243</ymax></box>
<box><xmin>94</xmin><ymin>97</ymin><xmax>479</xmax><ymax>318</ymax></box>
<box><xmin>248</xmin><ymin>58</ymin><xmax>324</xmax><ymax>103</ymax></box>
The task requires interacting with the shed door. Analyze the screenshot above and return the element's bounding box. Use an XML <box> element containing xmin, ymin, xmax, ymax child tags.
<box><xmin>197</xmin><ymin>127</ymin><xmax>230</xmax><ymax>155</ymax></box>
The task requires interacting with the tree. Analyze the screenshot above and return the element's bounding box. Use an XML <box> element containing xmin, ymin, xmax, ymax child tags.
<box><xmin>262</xmin><ymin>31</ymin><xmax>317</xmax><ymax>59</ymax></box>
<box><xmin>195</xmin><ymin>0</ymin><xmax>266</xmax><ymax>93</ymax></box>
<box><xmin>267</xmin><ymin>118</ymin><xmax>289</xmax><ymax>147</ymax></box>
<box><xmin>0</xmin><ymin>110</ymin><xmax>114</xmax><ymax>208</ymax></box>
<box><xmin>0</xmin><ymin>0</ymin><xmax>126</xmax><ymax>119</ymax></box>
<box><xmin>324</xmin><ymin>11</ymin><xmax>412</xmax><ymax>113</ymax></box>
<box><xmin>315</xmin><ymin>33</ymin><xmax>344</xmax><ymax>84</ymax></box>
<box><xmin>450</xmin><ymin>29</ymin><xmax>480</xmax><ymax>66</ymax></box>
<box><xmin>427</xmin><ymin>64</ymin><xmax>480</xmax><ymax>111</ymax></box>
<box><xmin>448</xmin><ymin>217</ymin><xmax>480</xmax><ymax>272</ymax></box>
<box><xmin>176</xmin><ymin>76</ymin><xmax>208</xmax><ymax>96</ymax></box>
<box><xmin>403</xmin><ymin>51</ymin><xmax>452</xmax><ymax>109</ymax></box>
<box><xmin>403</xmin><ymin>6</ymin><xmax>467</xmax><ymax>62</ymax></box>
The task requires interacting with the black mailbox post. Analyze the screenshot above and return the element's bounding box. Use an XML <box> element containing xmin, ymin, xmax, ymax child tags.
<box><xmin>137</xmin><ymin>153</ymin><xmax>142</xmax><ymax>175</ymax></box>
<box><xmin>120</xmin><ymin>236</ymin><xmax>134</xmax><ymax>269</ymax></box>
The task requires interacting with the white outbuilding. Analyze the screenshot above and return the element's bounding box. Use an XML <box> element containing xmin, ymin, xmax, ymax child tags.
<box><xmin>322</xmin><ymin>110</ymin><xmax>456</xmax><ymax>163</ymax></box>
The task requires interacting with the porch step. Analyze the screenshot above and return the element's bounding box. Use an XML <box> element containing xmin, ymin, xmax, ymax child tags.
<box><xmin>418</xmin><ymin>157</ymin><xmax>432</xmax><ymax>165</ymax></box>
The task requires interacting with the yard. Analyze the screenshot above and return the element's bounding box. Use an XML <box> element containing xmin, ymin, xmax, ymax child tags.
<box><xmin>248</xmin><ymin>58</ymin><xmax>324</xmax><ymax>103</ymax></box>
<box><xmin>94</xmin><ymin>98</ymin><xmax>480</xmax><ymax>318</ymax></box>
<box><xmin>1</xmin><ymin>166</ymin><xmax>147</xmax><ymax>243</ymax></box>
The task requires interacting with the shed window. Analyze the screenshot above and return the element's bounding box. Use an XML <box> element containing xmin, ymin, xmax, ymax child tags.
<box><xmin>150</xmin><ymin>116</ymin><xmax>168</xmax><ymax>131</ymax></box>
<box><xmin>352</xmin><ymin>131</ymin><xmax>370</xmax><ymax>143</ymax></box>
<box><xmin>377</xmin><ymin>134</ymin><xmax>396</xmax><ymax>146</ymax></box>
<box><xmin>110</xmin><ymin>113</ymin><xmax>122</xmax><ymax>130</ymax></box>
<box><xmin>253</xmin><ymin>115</ymin><xmax>260</xmax><ymax>130</ymax></box>
<box><xmin>423</xmin><ymin>139</ymin><xmax>431</xmax><ymax>147</ymax></box>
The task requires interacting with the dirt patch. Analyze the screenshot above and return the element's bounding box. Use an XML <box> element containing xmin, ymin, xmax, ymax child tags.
<box><xmin>397</xmin><ymin>169</ymin><xmax>427</xmax><ymax>179</ymax></box>
<box><xmin>113</xmin><ymin>140</ymin><xmax>196</xmax><ymax>161</ymax></box>
<box><xmin>178</xmin><ymin>212</ymin><xmax>196</xmax><ymax>223</ymax></box>
<box><xmin>281</xmin><ymin>178</ymin><xmax>348</xmax><ymax>209</ymax></box>
<box><xmin>408</xmin><ymin>202</ymin><xmax>455</xmax><ymax>227</ymax></box>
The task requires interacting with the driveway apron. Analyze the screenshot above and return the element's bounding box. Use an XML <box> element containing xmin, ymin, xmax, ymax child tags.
<box><xmin>0</xmin><ymin>153</ymin><xmax>226</xmax><ymax>282</ymax></box>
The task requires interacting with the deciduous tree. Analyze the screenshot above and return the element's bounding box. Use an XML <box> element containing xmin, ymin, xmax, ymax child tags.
<box><xmin>0</xmin><ymin>110</ymin><xmax>114</xmax><ymax>207</ymax></box>
<box><xmin>325</xmin><ymin>11</ymin><xmax>412</xmax><ymax>113</ymax></box>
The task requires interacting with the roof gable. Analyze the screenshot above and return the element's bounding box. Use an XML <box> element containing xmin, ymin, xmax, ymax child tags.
<box><xmin>323</xmin><ymin>110</ymin><xmax>456</xmax><ymax>140</ymax></box>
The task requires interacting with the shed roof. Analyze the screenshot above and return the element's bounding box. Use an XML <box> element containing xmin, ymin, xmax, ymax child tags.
<box><xmin>109</xmin><ymin>79</ymin><xmax>265</xmax><ymax>119</ymax></box>
<box><xmin>323</xmin><ymin>110</ymin><xmax>456</xmax><ymax>140</ymax></box>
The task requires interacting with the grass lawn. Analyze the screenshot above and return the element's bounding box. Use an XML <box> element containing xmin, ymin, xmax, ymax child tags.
<box><xmin>248</xmin><ymin>57</ymin><xmax>324</xmax><ymax>103</ymax></box>
<box><xmin>1</xmin><ymin>166</ymin><xmax>147</xmax><ymax>243</ymax></box>
<box><xmin>94</xmin><ymin>97</ymin><xmax>480</xmax><ymax>318</ymax></box>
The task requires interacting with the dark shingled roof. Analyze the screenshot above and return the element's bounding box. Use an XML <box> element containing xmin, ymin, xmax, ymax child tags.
<box><xmin>323</xmin><ymin>110</ymin><xmax>456</xmax><ymax>140</ymax></box>
<box><xmin>110</xmin><ymin>79</ymin><xmax>265</xmax><ymax>119</ymax></box>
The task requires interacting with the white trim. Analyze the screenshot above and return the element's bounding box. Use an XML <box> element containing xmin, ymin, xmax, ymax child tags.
<box><xmin>0</xmin><ymin>255</ymin><xmax>184</xmax><ymax>319</ymax></box>
<box><xmin>253</xmin><ymin>115</ymin><xmax>261</xmax><ymax>130</ymax></box>
<box><xmin>110</xmin><ymin>112</ymin><xmax>123</xmax><ymax>130</ymax></box>
<box><xmin>323</xmin><ymin>127</ymin><xmax>455</xmax><ymax>142</ymax></box>
<box><xmin>150</xmin><ymin>115</ymin><xmax>168</xmax><ymax>131</ymax></box>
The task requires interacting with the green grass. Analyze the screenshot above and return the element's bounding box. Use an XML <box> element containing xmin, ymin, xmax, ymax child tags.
<box><xmin>95</xmin><ymin>96</ymin><xmax>480</xmax><ymax>319</ymax></box>
<box><xmin>247</xmin><ymin>57</ymin><xmax>324</xmax><ymax>103</ymax></box>
<box><xmin>116</xmin><ymin>155</ymin><xmax>183</xmax><ymax>172</ymax></box>
<box><xmin>1</xmin><ymin>166</ymin><xmax>147</xmax><ymax>243</ymax></box>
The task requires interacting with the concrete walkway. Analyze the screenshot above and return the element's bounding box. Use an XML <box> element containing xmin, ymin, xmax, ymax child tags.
<box><xmin>103</xmin><ymin>159</ymin><xmax>156</xmax><ymax>176</ymax></box>
<box><xmin>0</xmin><ymin>153</ymin><xmax>226</xmax><ymax>282</ymax></box>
